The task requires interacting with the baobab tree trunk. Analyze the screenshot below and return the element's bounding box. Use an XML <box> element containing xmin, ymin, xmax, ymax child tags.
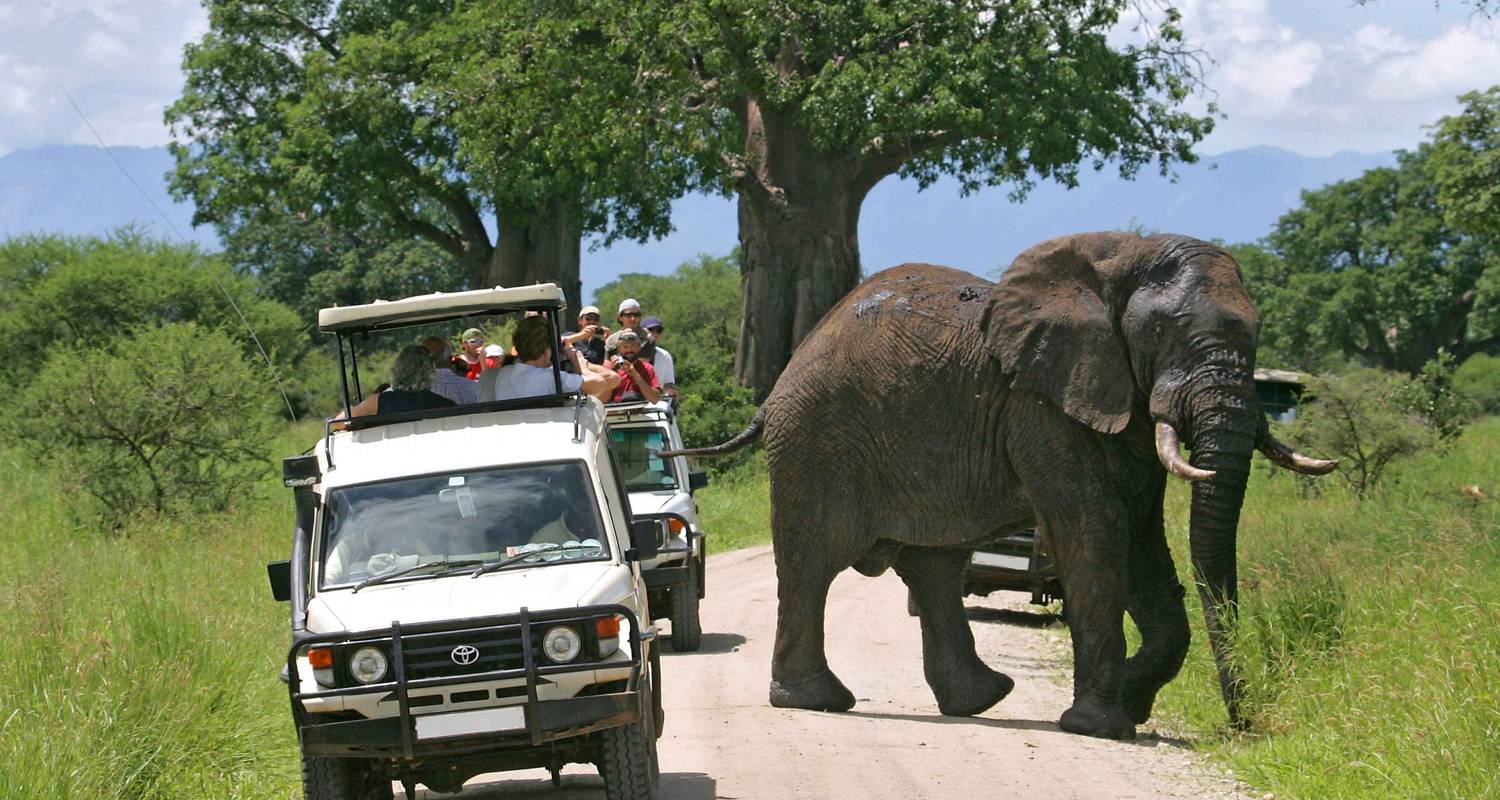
<box><xmin>492</xmin><ymin>194</ymin><xmax>584</xmax><ymax>313</ymax></box>
<box><xmin>734</xmin><ymin>101</ymin><xmax>869</xmax><ymax>397</ymax></box>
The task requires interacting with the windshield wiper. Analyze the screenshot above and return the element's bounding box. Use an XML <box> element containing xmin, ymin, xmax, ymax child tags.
<box><xmin>353</xmin><ymin>558</ymin><xmax>485</xmax><ymax>593</ymax></box>
<box><xmin>470</xmin><ymin>542</ymin><xmax>601</xmax><ymax>578</ymax></box>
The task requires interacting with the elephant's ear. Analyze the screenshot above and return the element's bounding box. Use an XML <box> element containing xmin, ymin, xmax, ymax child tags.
<box><xmin>984</xmin><ymin>234</ymin><xmax>1136</xmax><ymax>434</ymax></box>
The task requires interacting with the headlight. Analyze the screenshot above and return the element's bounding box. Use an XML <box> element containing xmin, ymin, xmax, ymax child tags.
<box><xmin>542</xmin><ymin>626</ymin><xmax>582</xmax><ymax>663</ymax></box>
<box><xmin>349</xmin><ymin>646</ymin><xmax>389</xmax><ymax>684</ymax></box>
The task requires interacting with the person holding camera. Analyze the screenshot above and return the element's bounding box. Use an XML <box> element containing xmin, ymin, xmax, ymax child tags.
<box><xmin>607</xmin><ymin>330</ymin><xmax>661</xmax><ymax>403</ymax></box>
<box><xmin>561</xmin><ymin>305</ymin><xmax>610</xmax><ymax>366</ymax></box>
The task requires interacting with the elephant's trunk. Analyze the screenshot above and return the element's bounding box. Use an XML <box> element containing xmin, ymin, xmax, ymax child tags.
<box><xmin>1183</xmin><ymin>379</ymin><xmax>1259</xmax><ymax>730</ymax></box>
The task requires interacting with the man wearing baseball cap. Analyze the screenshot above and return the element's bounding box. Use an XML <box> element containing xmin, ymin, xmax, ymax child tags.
<box><xmin>605</xmin><ymin>298</ymin><xmax>656</xmax><ymax>362</ymax></box>
<box><xmin>607</xmin><ymin>329</ymin><xmax>661</xmax><ymax>403</ymax></box>
<box><xmin>561</xmin><ymin>305</ymin><xmax>610</xmax><ymax>366</ymax></box>
<box><xmin>640</xmin><ymin>315</ymin><xmax>676</xmax><ymax>401</ymax></box>
<box><xmin>458</xmin><ymin>327</ymin><xmax>486</xmax><ymax>380</ymax></box>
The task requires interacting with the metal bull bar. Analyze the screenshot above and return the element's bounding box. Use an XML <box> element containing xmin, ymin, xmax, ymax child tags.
<box><xmin>285</xmin><ymin>603</ymin><xmax>648</xmax><ymax>758</ymax></box>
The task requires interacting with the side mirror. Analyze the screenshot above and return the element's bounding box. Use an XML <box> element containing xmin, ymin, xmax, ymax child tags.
<box><xmin>267</xmin><ymin>560</ymin><xmax>292</xmax><ymax>602</ymax></box>
<box><xmin>628</xmin><ymin>519</ymin><xmax>661</xmax><ymax>561</ymax></box>
<box><xmin>688</xmin><ymin>471</ymin><xmax>709</xmax><ymax>492</ymax></box>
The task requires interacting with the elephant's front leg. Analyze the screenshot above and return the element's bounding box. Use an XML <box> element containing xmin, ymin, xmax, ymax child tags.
<box><xmin>1049</xmin><ymin>514</ymin><xmax>1138</xmax><ymax>740</ymax></box>
<box><xmin>894</xmin><ymin>547</ymin><xmax>1014</xmax><ymax>716</ymax></box>
<box><xmin>1121</xmin><ymin>488</ymin><xmax>1191</xmax><ymax>724</ymax></box>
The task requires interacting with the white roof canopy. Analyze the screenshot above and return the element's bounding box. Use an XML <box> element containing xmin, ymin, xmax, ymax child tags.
<box><xmin>317</xmin><ymin>284</ymin><xmax>566</xmax><ymax>332</ymax></box>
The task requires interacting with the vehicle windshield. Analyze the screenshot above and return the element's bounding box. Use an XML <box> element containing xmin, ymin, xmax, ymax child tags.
<box><xmin>610</xmin><ymin>427</ymin><xmax>677</xmax><ymax>492</ymax></box>
<box><xmin>319</xmin><ymin>461</ymin><xmax>609</xmax><ymax>590</ymax></box>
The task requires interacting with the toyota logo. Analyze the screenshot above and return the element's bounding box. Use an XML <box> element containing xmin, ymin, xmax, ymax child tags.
<box><xmin>450</xmin><ymin>645</ymin><xmax>479</xmax><ymax>666</ymax></box>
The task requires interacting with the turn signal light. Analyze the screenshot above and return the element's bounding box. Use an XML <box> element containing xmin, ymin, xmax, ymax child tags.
<box><xmin>307</xmin><ymin>647</ymin><xmax>334</xmax><ymax>669</ymax></box>
<box><xmin>667</xmin><ymin>517</ymin><xmax>685</xmax><ymax>534</ymax></box>
<box><xmin>596</xmin><ymin>615</ymin><xmax>622</xmax><ymax>659</ymax></box>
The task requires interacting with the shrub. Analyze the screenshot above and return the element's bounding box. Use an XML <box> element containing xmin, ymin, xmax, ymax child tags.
<box><xmin>0</xmin><ymin>231</ymin><xmax>309</xmax><ymax>417</ymax></box>
<box><xmin>1290</xmin><ymin>369</ymin><xmax>1439</xmax><ymax>498</ymax></box>
<box><xmin>1394</xmin><ymin>350</ymin><xmax>1476</xmax><ymax>440</ymax></box>
<box><xmin>12</xmin><ymin>322</ymin><xmax>278</xmax><ymax>523</ymax></box>
<box><xmin>1455</xmin><ymin>352</ymin><xmax>1500</xmax><ymax>414</ymax></box>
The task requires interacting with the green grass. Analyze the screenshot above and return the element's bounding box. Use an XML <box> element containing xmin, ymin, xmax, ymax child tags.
<box><xmin>0</xmin><ymin>423</ymin><xmax>321</xmax><ymax>799</ymax></box>
<box><xmin>696</xmin><ymin>452</ymin><xmax>773</xmax><ymax>554</ymax></box>
<box><xmin>1144</xmin><ymin>416</ymin><xmax>1500</xmax><ymax>799</ymax></box>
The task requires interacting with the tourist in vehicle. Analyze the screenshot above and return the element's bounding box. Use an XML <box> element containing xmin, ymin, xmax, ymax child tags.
<box><xmin>608</xmin><ymin>330</ymin><xmax>661</xmax><ymax>403</ymax></box>
<box><xmin>641</xmin><ymin>315</ymin><xmax>677</xmax><ymax>402</ymax></box>
<box><xmin>423</xmin><ymin>336</ymin><xmax>479</xmax><ymax>404</ymax></box>
<box><xmin>605</xmin><ymin>298</ymin><xmax>656</xmax><ymax>361</ymax></box>
<box><xmin>481</xmin><ymin>315</ymin><xmax>619</xmax><ymax>403</ymax></box>
<box><xmin>458</xmin><ymin>327</ymin><xmax>485</xmax><ymax>379</ymax></box>
<box><xmin>340</xmin><ymin>345</ymin><xmax>458</xmax><ymax>419</ymax></box>
<box><xmin>561</xmin><ymin>305</ymin><xmax>610</xmax><ymax>365</ymax></box>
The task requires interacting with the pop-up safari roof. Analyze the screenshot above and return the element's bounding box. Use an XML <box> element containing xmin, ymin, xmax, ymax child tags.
<box><xmin>317</xmin><ymin>284</ymin><xmax>566</xmax><ymax>333</ymax></box>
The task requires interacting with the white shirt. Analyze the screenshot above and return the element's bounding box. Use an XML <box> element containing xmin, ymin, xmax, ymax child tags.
<box><xmin>431</xmin><ymin>368</ymin><xmax>479</xmax><ymax>404</ymax></box>
<box><xmin>481</xmin><ymin>362</ymin><xmax>583</xmax><ymax>402</ymax></box>
<box><xmin>652</xmin><ymin>346</ymin><xmax>675</xmax><ymax>386</ymax></box>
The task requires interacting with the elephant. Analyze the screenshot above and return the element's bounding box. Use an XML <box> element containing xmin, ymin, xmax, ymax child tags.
<box><xmin>663</xmin><ymin>232</ymin><xmax>1335</xmax><ymax>740</ymax></box>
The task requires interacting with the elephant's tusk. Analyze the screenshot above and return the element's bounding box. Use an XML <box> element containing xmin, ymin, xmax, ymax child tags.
<box><xmin>1257</xmin><ymin>427</ymin><xmax>1338</xmax><ymax>475</ymax></box>
<box><xmin>1155</xmin><ymin>422</ymin><xmax>1217</xmax><ymax>482</ymax></box>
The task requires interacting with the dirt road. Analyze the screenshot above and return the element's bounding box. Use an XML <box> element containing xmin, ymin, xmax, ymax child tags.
<box><xmin>411</xmin><ymin>546</ymin><xmax>1249</xmax><ymax>799</ymax></box>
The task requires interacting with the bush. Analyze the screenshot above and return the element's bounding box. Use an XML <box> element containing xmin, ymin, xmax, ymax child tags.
<box><xmin>1290</xmin><ymin>369</ymin><xmax>1440</xmax><ymax>498</ymax></box>
<box><xmin>12</xmin><ymin>323</ymin><xmax>278</xmax><ymax>523</ymax></box>
<box><xmin>0</xmin><ymin>231</ymin><xmax>309</xmax><ymax>417</ymax></box>
<box><xmin>1455</xmin><ymin>352</ymin><xmax>1500</xmax><ymax>414</ymax></box>
<box><xmin>1394</xmin><ymin>350</ymin><xmax>1476</xmax><ymax>440</ymax></box>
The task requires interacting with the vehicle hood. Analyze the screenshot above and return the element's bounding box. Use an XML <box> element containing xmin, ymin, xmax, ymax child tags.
<box><xmin>307</xmin><ymin>561</ymin><xmax>638</xmax><ymax>634</ymax></box>
<box><xmin>628</xmin><ymin>489</ymin><xmax>694</xmax><ymax>520</ymax></box>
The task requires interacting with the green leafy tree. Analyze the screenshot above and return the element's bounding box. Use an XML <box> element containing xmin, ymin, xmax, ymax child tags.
<box><xmin>1428</xmin><ymin>86</ymin><xmax>1500</xmax><ymax>241</ymax></box>
<box><xmin>593</xmin><ymin>253</ymin><xmax>758</xmax><ymax>470</ymax></box>
<box><xmin>1241</xmin><ymin>143</ymin><xmax>1500</xmax><ymax>374</ymax></box>
<box><xmin>167</xmin><ymin>0</ymin><xmax>695</xmax><ymax>313</ymax></box>
<box><xmin>0</xmin><ymin>232</ymin><xmax>307</xmax><ymax>410</ymax></box>
<box><xmin>604</xmin><ymin>0</ymin><xmax>1215</xmax><ymax>394</ymax></box>
<box><xmin>12</xmin><ymin>323</ymin><xmax>278</xmax><ymax>522</ymax></box>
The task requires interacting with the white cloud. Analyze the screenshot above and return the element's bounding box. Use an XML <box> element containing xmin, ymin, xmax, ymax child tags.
<box><xmin>1166</xmin><ymin>1</ymin><xmax>1500</xmax><ymax>155</ymax></box>
<box><xmin>0</xmin><ymin>0</ymin><xmax>204</xmax><ymax>155</ymax></box>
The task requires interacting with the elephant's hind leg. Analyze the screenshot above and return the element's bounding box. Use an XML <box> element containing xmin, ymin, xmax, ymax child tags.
<box><xmin>894</xmin><ymin>547</ymin><xmax>1014</xmax><ymax>716</ymax></box>
<box><xmin>767</xmin><ymin>517</ymin><xmax>858</xmax><ymax>712</ymax></box>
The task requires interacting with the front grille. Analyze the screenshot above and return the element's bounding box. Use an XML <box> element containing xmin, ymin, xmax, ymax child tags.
<box><xmin>398</xmin><ymin>624</ymin><xmax>544</xmax><ymax>681</ymax></box>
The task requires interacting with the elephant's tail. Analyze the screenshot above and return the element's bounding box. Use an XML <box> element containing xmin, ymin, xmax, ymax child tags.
<box><xmin>655</xmin><ymin>407</ymin><xmax>765</xmax><ymax>458</ymax></box>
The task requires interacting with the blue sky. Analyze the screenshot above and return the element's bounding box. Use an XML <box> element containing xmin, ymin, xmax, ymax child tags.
<box><xmin>1</xmin><ymin>1</ymin><xmax>1495</xmax><ymax>158</ymax></box>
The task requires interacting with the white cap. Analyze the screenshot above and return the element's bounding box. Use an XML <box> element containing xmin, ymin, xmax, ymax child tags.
<box><xmin>618</xmin><ymin>298</ymin><xmax>642</xmax><ymax>315</ymax></box>
<box><xmin>483</xmin><ymin>343</ymin><xmax>505</xmax><ymax>357</ymax></box>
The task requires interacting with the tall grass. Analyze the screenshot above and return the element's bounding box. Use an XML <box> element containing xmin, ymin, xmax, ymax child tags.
<box><xmin>695</xmin><ymin>451</ymin><xmax>773</xmax><ymax>554</ymax></box>
<box><xmin>1146</xmin><ymin>417</ymin><xmax>1500</xmax><ymax>799</ymax></box>
<box><xmin>0</xmin><ymin>425</ymin><xmax>319</xmax><ymax>799</ymax></box>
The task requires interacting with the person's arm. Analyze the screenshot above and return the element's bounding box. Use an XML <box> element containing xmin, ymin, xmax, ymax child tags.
<box><xmin>561</xmin><ymin>325</ymin><xmax>595</xmax><ymax>347</ymax></box>
<box><xmin>624</xmin><ymin>360</ymin><xmax>661</xmax><ymax>403</ymax></box>
<box><xmin>331</xmin><ymin>391</ymin><xmax>381</xmax><ymax>428</ymax></box>
<box><xmin>570</xmin><ymin>346</ymin><xmax>620</xmax><ymax>402</ymax></box>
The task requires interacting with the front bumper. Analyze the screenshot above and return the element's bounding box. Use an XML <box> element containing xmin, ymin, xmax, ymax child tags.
<box><xmin>288</xmin><ymin>604</ymin><xmax>648</xmax><ymax>759</ymax></box>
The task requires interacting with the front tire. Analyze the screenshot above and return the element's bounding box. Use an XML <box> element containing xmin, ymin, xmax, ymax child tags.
<box><xmin>669</xmin><ymin>562</ymin><xmax>703</xmax><ymax>652</ymax></box>
<box><xmin>301</xmin><ymin>755</ymin><xmax>391</xmax><ymax>800</ymax></box>
<box><xmin>598</xmin><ymin>670</ymin><xmax>660</xmax><ymax>800</ymax></box>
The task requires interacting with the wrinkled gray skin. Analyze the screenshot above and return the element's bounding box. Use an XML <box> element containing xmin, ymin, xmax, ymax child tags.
<box><xmin>670</xmin><ymin>232</ymin><xmax>1318</xmax><ymax>739</ymax></box>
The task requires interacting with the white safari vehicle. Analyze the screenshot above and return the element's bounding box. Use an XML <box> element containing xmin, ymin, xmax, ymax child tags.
<box><xmin>604</xmin><ymin>401</ymin><xmax>710</xmax><ymax>651</ymax></box>
<box><xmin>266</xmin><ymin>285</ymin><xmax>680</xmax><ymax>799</ymax></box>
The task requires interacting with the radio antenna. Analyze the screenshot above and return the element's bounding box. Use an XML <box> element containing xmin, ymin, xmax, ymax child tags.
<box><xmin>61</xmin><ymin>84</ymin><xmax>297</xmax><ymax>421</ymax></box>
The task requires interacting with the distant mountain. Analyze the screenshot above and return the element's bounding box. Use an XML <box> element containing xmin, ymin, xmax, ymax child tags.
<box><xmin>0</xmin><ymin>143</ymin><xmax>1393</xmax><ymax>296</ymax></box>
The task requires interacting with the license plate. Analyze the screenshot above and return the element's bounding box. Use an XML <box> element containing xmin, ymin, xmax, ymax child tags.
<box><xmin>414</xmin><ymin>705</ymin><xmax>525</xmax><ymax>740</ymax></box>
<box><xmin>972</xmin><ymin>552</ymin><xmax>1030</xmax><ymax>571</ymax></box>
